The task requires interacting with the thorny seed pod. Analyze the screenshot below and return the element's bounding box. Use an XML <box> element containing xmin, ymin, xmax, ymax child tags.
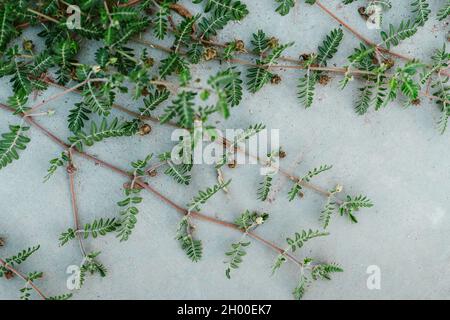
<box><xmin>0</xmin><ymin>237</ymin><xmax>4</xmax><ymax>247</ymax></box>
<box><xmin>271</xmin><ymin>74</ymin><xmax>282</xmax><ymax>84</ymax></box>
<box><xmin>298</xmin><ymin>191</ymin><xmax>304</xmax><ymax>198</ymax></box>
<box><xmin>318</xmin><ymin>75</ymin><xmax>331</xmax><ymax>85</ymax></box>
<box><xmin>4</xmin><ymin>271</ymin><xmax>14</xmax><ymax>280</ymax></box>
<box><xmin>228</xmin><ymin>160</ymin><xmax>237</xmax><ymax>169</ymax></box>
<box><xmin>300</xmin><ymin>53</ymin><xmax>312</xmax><ymax>61</ymax></box>
<box><xmin>358</xmin><ymin>7</ymin><xmax>369</xmax><ymax>20</ymax></box>
<box><xmin>383</xmin><ymin>58</ymin><xmax>395</xmax><ymax>69</ymax></box>
<box><xmin>141</xmin><ymin>87</ymin><xmax>149</xmax><ymax>97</ymax></box>
<box><xmin>279</xmin><ymin>149</ymin><xmax>287</xmax><ymax>159</ymax></box>
<box><xmin>22</xmin><ymin>39</ymin><xmax>35</xmax><ymax>52</ymax></box>
<box><xmin>144</xmin><ymin>56</ymin><xmax>155</xmax><ymax>68</ymax></box>
<box><xmin>203</xmin><ymin>47</ymin><xmax>217</xmax><ymax>61</ymax></box>
<box><xmin>139</xmin><ymin>124</ymin><xmax>152</xmax><ymax>135</ymax></box>
<box><xmin>268</xmin><ymin>37</ymin><xmax>279</xmax><ymax>49</ymax></box>
<box><xmin>148</xmin><ymin>170</ymin><xmax>157</xmax><ymax>177</ymax></box>
<box><xmin>411</xmin><ymin>99</ymin><xmax>421</xmax><ymax>106</ymax></box>
<box><xmin>235</xmin><ymin>39</ymin><xmax>245</xmax><ymax>52</ymax></box>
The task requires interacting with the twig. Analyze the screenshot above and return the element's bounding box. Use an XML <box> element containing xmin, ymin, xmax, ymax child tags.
<box><xmin>313</xmin><ymin>0</ymin><xmax>450</xmax><ymax>77</ymax></box>
<box><xmin>0</xmin><ymin>258</ymin><xmax>47</xmax><ymax>300</ymax></box>
<box><xmin>25</xmin><ymin>78</ymin><xmax>106</xmax><ymax>114</ymax></box>
<box><xmin>0</xmin><ymin>103</ymin><xmax>301</xmax><ymax>267</ymax></box>
<box><xmin>67</xmin><ymin>151</ymin><xmax>87</xmax><ymax>258</ymax></box>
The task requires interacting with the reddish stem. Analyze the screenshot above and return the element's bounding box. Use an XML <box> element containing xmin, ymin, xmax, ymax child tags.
<box><xmin>314</xmin><ymin>0</ymin><xmax>450</xmax><ymax>77</ymax></box>
<box><xmin>67</xmin><ymin>151</ymin><xmax>87</xmax><ymax>257</ymax></box>
<box><xmin>0</xmin><ymin>103</ymin><xmax>302</xmax><ymax>266</ymax></box>
<box><xmin>0</xmin><ymin>258</ymin><xmax>47</xmax><ymax>300</ymax></box>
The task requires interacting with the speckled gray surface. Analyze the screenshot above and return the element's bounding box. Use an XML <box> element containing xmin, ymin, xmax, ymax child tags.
<box><xmin>0</xmin><ymin>1</ymin><xmax>449</xmax><ymax>300</ymax></box>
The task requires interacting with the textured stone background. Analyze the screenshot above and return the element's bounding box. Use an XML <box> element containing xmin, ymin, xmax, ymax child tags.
<box><xmin>0</xmin><ymin>0</ymin><xmax>449</xmax><ymax>299</ymax></box>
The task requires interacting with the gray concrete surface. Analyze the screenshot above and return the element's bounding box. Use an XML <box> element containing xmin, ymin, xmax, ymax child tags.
<box><xmin>0</xmin><ymin>1</ymin><xmax>449</xmax><ymax>299</ymax></box>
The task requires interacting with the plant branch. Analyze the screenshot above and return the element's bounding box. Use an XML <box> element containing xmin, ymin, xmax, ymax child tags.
<box><xmin>67</xmin><ymin>151</ymin><xmax>87</xmax><ymax>257</ymax></box>
<box><xmin>0</xmin><ymin>258</ymin><xmax>47</xmax><ymax>300</ymax></box>
<box><xmin>0</xmin><ymin>103</ymin><xmax>302</xmax><ymax>266</ymax></box>
<box><xmin>313</xmin><ymin>0</ymin><xmax>450</xmax><ymax>77</ymax></box>
<box><xmin>25</xmin><ymin>78</ymin><xmax>107</xmax><ymax>114</ymax></box>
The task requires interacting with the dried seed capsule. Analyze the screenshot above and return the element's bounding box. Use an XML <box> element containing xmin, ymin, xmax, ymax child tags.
<box><xmin>318</xmin><ymin>75</ymin><xmax>331</xmax><ymax>85</ymax></box>
<box><xmin>383</xmin><ymin>58</ymin><xmax>395</xmax><ymax>69</ymax></box>
<box><xmin>268</xmin><ymin>37</ymin><xmax>279</xmax><ymax>49</ymax></box>
<box><xmin>23</xmin><ymin>40</ymin><xmax>35</xmax><ymax>52</ymax></box>
<box><xmin>279</xmin><ymin>149</ymin><xmax>286</xmax><ymax>159</ymax></box>
<box><xmin>141</xmin><ymin>87</ymin><xmax>149</xmax><ymax>97</ymax></box>
<box><xmin>5</xmin><ymin>271</ymin><xmax>14</xmax><ymax>280</ymax></box>
<box><xmin>358</xmin><ymin>7</ymin><xmax>369</xmax><ymax>20</ymax></box>
<box><xmin>235</xmin><ymin>39</ymin><xmax>245</xmax><ymax>52</ymax></box>
<box><xmin>144</xmin><ymin>57</ymin><xmax>155</xmax><ymax>68</ymax></box>
<box><xmin>203</xmin><ymin>47</ymin><xmax>217</xmax><ymax>61</ymax></box>
<box><xmin>300</xmin><ymin>53</ymin><xmax>312</xmax><ymax>61</ymax></box>
<box><xmin>228</xmin><ymin>160</ymin><xmax>237</xmax><ymax>169</ymax></box>
<box><xmin>139</xmin><ymin>124</ymin><xmax>152</xmax><ymax>135</ymax></box>
<box><xmin>411</xmin><ymin>99</ymin><xmax>421</xmax><ymax>106</ymax></box>
<box><xmin>271</xmin><ymin>74</ymin><xmax>282</xmax><ymax>84</ymax></box>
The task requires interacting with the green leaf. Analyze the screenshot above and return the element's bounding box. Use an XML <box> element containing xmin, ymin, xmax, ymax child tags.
<box><xmin>164</xmin><ymin>162</ymin><xmax>192</xmax><ymax>185</ymax></box>
<box><xmin>355</xmin><ymin>84</ymin><xmax>373</xmax><ymax>115</ymax></box>
<box><xmin>199</xmin><ymin>9</ymin><xmax>232</xmax><ymax>39</ymax></box>
<box><xmin>172</xmin><ymin>91</ymin><xmax>196</xmax><ymax>129</ymax></box>
<box><xmin>311</xmin><ymin>263</ymin><xmax>343</xmax><ymax>281</ymax></box>
<box><xmin>202</xmin><ymin>0</ymin><xmax>249</xmax><ymax>20</ymax></box>
<box><xmin>140</xmin><ymin>90</ymin><xmax>170</xmax><ymax>116</ymax></box>
<box><xmin>411</xmin><ymin>0</ymin><xmax>430</xmax><ymax>27</ymax></box>
<box><xmin>288</xmin><ymin>165</ymin><xmax>332</xmax><ymax>200</ymax></box>
<box><xmin>437</xmin><ymin>1</ymin><xmax>450</xmax><ymax>21</ymax></box>
<box><xmin>225</xmin><ymin>240</ymin><xmax>251</xmax><ymax>279</ymax></box>
<box><xmin>153</xmin><ymin>3</ymin><xmax>169</xmax><ymax>40</ymax></box>
<box><xmin>317</xmin><ymin>28</ymin><xmax>343</xmax><ymax>66</ymax></box>
<box><xmin>188</xmin><ymin>180</ymin><xmax>231</xmax><ymax>212</ymax></box>
<box><xmin>380</xmin><ymin>20</ymin><xmax>418</xmax><ymax>50</ymax></box>
<box><xmin>285</xmin><ymin>229</ymin><xmax>329</xmax><ymax>252</ymax></box>
<box><xmin>179</xmin><ymin>235</ymin><xmax>203</xmax><ymax>262</ymax></box>
<box><xmin>257</xmin><ymin>175</ymin><xmax>273</xmax><ymax>201</ymax></box>
<box><xmin>339</xmin><ymin>195</ymin><xmax>373</xmax><ymax>223</ymax></box>
<box><xmin>68</xmin><ymin>103</ymin><xmax>91</xmax><ymax>133</ymax></box>
<box><xmin>0</xmin><ymin>245</ymin><xmax>40</xmax><ymax>277</ymax></box>
<box><xmin>275</xmin><ymin>0</ymin><xmax>295</xmax><ymax>16</ymax></box>
<box><xmin>298</xmin><ymin>71</ymin><xmax>318</xmax><ymax>108</ymax></box>
<box><xmin>251</xmin><ymin>30</ymin><xmax>269</xmax><ymax>54</ymax></box>
<box><xmin>68</xmin><ymin>118</ymin><xmax>137</xmax><ymax>152</ymax></box>
<box><xmin>247</xmin><ymin>64</ymin><xmax>272</xmax><ymax>93</ymax></box>
<box><xmin>0</xmin><ymin>125</ymin><xmax>30</xmax><ymax>171</ymax></box>
<box><xmin>0</xmin><ymin>5</ymin><xmax>17</xmax><ymax>53</ymax></box>
<box><xmin>293</xmin><ymin>275</ymin><xmax>309</xmax><ymax>300</ymax></box>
